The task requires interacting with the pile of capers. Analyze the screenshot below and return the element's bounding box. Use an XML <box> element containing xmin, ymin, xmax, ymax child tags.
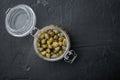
<box><xmin>37</xmin><ymin>28</ymin><xmax>67</xmax><ymax>58</ymax></box>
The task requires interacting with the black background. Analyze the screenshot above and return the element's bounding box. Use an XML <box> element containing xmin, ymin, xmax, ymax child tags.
<box><xmin>0</xmin><ymin>0</ymin><xmax>120</xmax><ymax>80</ymax></box>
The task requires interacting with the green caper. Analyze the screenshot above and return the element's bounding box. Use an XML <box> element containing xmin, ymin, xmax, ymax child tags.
<box><xmin>46</xmin><ymin>53</ymin><xmax>51</xmax><ymax>58</ymax></box>
<box><xmin>47</xmin><ymin>40</ymin><xmax>51</xmax><ymax>45</ymax></box>
<box><xmin>38</xmin><ymin>48</ymin><xmax>43</xmax><ymax>52</ymax></box>
<box><xmin>53</xmin><ymin>50</ymin><xmax>57</xmax><ymax>54</ymax></box>
<box><xmin>41</xmin><ymin>39</ymin><xmax>46</xmax><ymax>44</ymax></box>
<box><xmin>52</xmin><ymin>42</ymin><xmax>59</xmax><ymax>48</ymax></box>
<box><xmin>58</xmin><ymin>37</ymin><xmax>64</xmax><ymax>42</ymax></box>
<box><xmin>59</xmin><ymin>50</ymin><xmax>63</xmax><ymax>55</ymax></box>
<box><xmin>41</xmin><ymin>51</ymin><xmax>46</xmax><ymax>56</ymax></box>
<box><xmin>47</xmin><ymin>37</ymin><xmax>54</xmax><ymax>45</ymax></box>
<box><xmin>45</xmin><ymin>33</ymin><xmax>50</xmax><ymax>39</ymax></box>
<box><xmin>48</xmin><ymin>45</ymin><xmax>52</xmax><ymax>49</ymax></box>
<box><xmin>58</xmin><ymin>42</ymin><xmax>63</xmax><ymax>46</ymax></box>
<box><xmin>53</xmin><ymin>29</ymin><xmax>59</xmax><ymax>34</ymax></box>
<box><xmin>54</xmin><ymin>35</ymin><xmax>58</xmax><ymax>40</ymax></box>
<box><xmin>50</xmin><ymin>52</ymin><xmax>54</xmax><ymax>54</ymax></box>
<box><xmin>63</xmin><ymin>39</ymin><xmax>67</xmax><ymax>46</ymax></box>
<box><xmin>42</xmin><ymin>44</ymin><xmax>47</xmax><ymax>49</ymax></box>
<box><xmin>62</xmin><ymin>46</ymin><xmax>66</xmax><ymax>50</ymax></box>
<box><xmin>47</xmin><ymin>29</ymin><xmax>52</xmax><ymax>34</ymax></box>
<box><xmin>51</xmin><ymin>54</ymin><xmax>58</xmax><ymax>58</ymax></box>
<box><xmin>55</xmin><ymin>47</ymin><xmax>60</xmax><ymax>52</ymax></box>
<box><xmin>46</xmin><ymin>49</ymin><xmax>51</xmax><ymax>53</ymax></box>
<box><xmin>49</xmin><ymin>31</ymin><xmax>55</xmax><ymax>37</ymax></box>
<box><xmin>39</xmin><ymin>32</ymin><xmax>45</xmax><ymax>39</ymax></box>
<box><xmin>57</xmin><ymin>33</ymin><xmax>61</xmax><ymax>37</ymax></box>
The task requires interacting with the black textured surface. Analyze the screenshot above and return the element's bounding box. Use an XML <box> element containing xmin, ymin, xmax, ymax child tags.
<box><xmin>0</xmin><ymin>0</ymin><xmax>120</xmax><ymax>80</ymax></box>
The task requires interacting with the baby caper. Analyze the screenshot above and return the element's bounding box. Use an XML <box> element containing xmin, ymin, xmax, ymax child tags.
<box><xmin>47</xmin><ymin>37</ymin><xmax>54</xmax><ymax>45</ymax></box>
<box><xmin>48</xmin><ymin>45</ymin><xmax>52</xmax><ymax>49</ymax></box>
<box><xmin>39</xmin><ymin>32</ymin><xmax>45</xmax><ymax>39</ymax></box>
<box><xmin>46</xmin><ymin>49</ymin><xmax>51</xmax><ymax>53</ymax></box>
<box><xmin>53</xmin><ymin>50</ymin><xmax>58</xmax><ymax>54</ymax></box>
<box><xmin>58</xmin><ymin>42</ymin><xmax>63</xmax><ymax>46</ymax></box>
<box><xmin>52</xmin><ymin>42</ymin><xmax>59</xmax><ymax>48</ymax></box>
<box><xmin>41</xmin><ymin>51</ymin><xmax>46</xmax><ymax>56</ymax></box>
<box><xmin>42</xmin><ymin>44</ymin><xmax>47</xmax><ymax>49</ymax></box>
<box><xmin>55</xmin><ymin>47</ymin><xmax>60</xmax><ymax>52</ymax></box>
<box><xmin>41</xmin><ymin>39</ymin><xmax>46</xmax><ymax>44</ymax></box>
<box><xmin>54</xmin><ymin>35</ymin><xmax>58</xmax><ymax>40</ymax></box>
<box><xmin>50</xmin><ymin>52</ymin><xmax>54</xmax><ymax>54</ymax></box>
<box><xmin>62</xmin><ymin>46</ymin><xmax>66</xmax><ymax>50</ymax></box>
<box><xmin>47</xmin><ymin>40</ymin><xmax>51</xmax><ymax>45</ymax></box>
<box><xmin>49</xmin><ymin>31</ymin><xmax>55</xmax><ymax>37</ymax></box>
<box><xmin>45</xmin><ymin>33</ymin><xmax>50</xmax><ymax>39</ymax></box>
<box><xmin>59</xmin><ymin>50</ymin><xmax>63</xmax><ymax>55</ymax></box>
<box><xmin>58</xmin><ymin>37</ymin><xmax>64</xmax><ymax>42</ymax></box>
<box><xmin>57</xmin><ymin>33</ymin><xmax>61</xmax><ymax>37</ymax></box>
<box><xmin>47</xmin><ymin>29</ymin><xmax>52</xmax><ymax>33</ymax></box>
<box><xmin>51</xmin><ymin>54</ymin><xmax>58</xmax><ymax>58</ymax></box>
<box><xmin>46</xmin><ymin>53</ymin><xmax>51</xmax><ymax>58</ymax></box>
<box><xmin>38</xmin><ymin>48</ymin><xmax>43</xmax><ymax>52</ymax></box>
<box><xmin>63</xmin><ymin>39</ymin><xmax>67</xmax><ymax>46</ymax></box>
<box><xmin>53</xmin><ymin>29</ymin><xmax>59</xmax><ymax>34</ymax></box>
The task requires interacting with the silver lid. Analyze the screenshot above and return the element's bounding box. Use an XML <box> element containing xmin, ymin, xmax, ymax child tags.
<box><xmin>5</xmin><ymin>4</ymin><xmax>36</xmax><ymax>37</ymax></box>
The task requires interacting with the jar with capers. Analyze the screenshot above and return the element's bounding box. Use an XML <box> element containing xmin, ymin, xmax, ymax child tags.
<box><xmin>33</xmin><ymin>25</ymin><xmax>77</xmax><ymax>63</ymax></box>
<box><xmin>36</xmin><ymin>27</ymin><xmax>67</xmax><ymax>58</ymax></box>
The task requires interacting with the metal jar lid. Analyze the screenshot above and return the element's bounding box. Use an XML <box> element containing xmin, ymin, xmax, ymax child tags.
<box><xmin>5</xmin><ymin>4</ymin><xmax>36</xmax><ymax>37</ymax></box>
